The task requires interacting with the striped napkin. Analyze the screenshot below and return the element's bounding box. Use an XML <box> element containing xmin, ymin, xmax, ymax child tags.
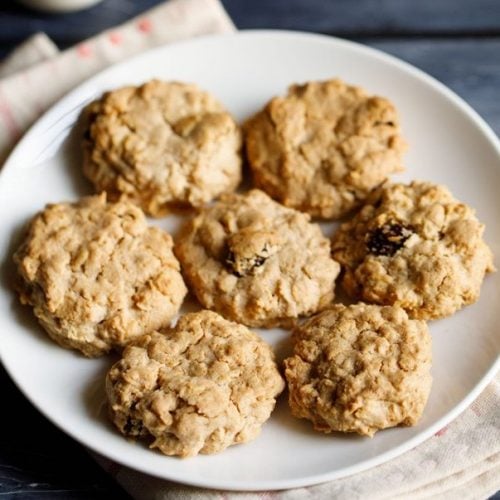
<box><xmin>1</xmin><ymin>1</ymin><xmax>498</xmax><ymax>498</ymax></box>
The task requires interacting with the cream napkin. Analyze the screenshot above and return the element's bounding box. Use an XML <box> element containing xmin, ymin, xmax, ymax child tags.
<box><xmin>0</xmin><ymin>1</ymin><xmax>498</xmax><ymax>498</ymax></box>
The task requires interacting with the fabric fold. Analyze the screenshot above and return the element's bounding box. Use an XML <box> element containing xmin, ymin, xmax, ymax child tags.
<box><xmin>0</xmin><ymin>32</ymin><xmax>58</xmax><ymax>78</ymax></box>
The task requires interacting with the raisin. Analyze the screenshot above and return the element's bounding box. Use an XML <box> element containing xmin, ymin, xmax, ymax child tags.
<box><xmin>224</xmin><ymin>229</ymin><xmax>281</xmax><ymax>277</ymax></box>
<box><xmin>225</xmin><ymin>248</ymin><xmax>268</xmax><ymax>277</ymax></box>
<box><xmin>124</xmin><ymin>416</ymin><xmax>144</xmax><ymax>436</ymax></box>
<box><xmin>366</xmin><ymin>222</ymin><xmax>413</xmax><ymax>256</ymax></box>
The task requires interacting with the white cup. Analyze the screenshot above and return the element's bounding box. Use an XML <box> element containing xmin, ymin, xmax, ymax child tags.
<box><xmin>18</xmin><ymin>0</ymin><xmax>103</xmax><ymax>13</ymax></box>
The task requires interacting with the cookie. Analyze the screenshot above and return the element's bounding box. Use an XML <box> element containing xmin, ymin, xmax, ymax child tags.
<box><xmin>13</xmin><ymin>194</ymin><xmax>187</xmax><ymax>357</ymax></box>
<box><xmin>284</xmin><ymin>304</ymin><xmax>432</xmax><ymax>436</ymax></box>
<box><xmin>83</xmin><ymin>80</ymin><xmax>242</xmax><ymax>217</ymax></box>
<box><xmin>244</xmin><ymin>78</ymin><xmax>406</xmax><ymax>219</ymax></box>
<box><xmin>106</xmin><ymin>310</ymin><xmax>285</xmax><ymax>457</ymax></box>
<box><xmin>331</xmin><ymin>181</ymin><xmax>495</xmax><ymax>319</ymax></box>
<box><xmin>174</xmin><ymin>189</ymin><xmax>340</xmax><ymax>327</ymax></box>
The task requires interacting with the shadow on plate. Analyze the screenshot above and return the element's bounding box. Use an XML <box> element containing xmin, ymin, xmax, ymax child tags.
<box><xmin>61</xmin><ymin>108</ymin><xmax>94</xmax><ymax>199</ymax></box>
<box><xmin>82</xmin><ymin>353</ymin><xmax>118</xmax><ymax>427</ymax></box>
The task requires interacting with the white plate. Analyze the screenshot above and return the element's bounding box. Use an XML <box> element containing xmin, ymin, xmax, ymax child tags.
<box><xmin>0</xmin><ymin>31</ymin><xmax>499</xmax><ymax>491</ymax></box>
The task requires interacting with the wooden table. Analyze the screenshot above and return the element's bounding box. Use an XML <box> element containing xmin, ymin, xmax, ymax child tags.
<box><xmin>0</xmin><ymin>1</ymin><xmax>499</xmax><ymax>497</ymax></box>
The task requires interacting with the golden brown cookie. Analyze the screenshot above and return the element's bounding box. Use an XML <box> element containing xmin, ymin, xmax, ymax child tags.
<box><xmin>331</xmin><ymin>181</ymin><xmax>495</xmax><ymax>319</ymax></box>
<box><xmin>83</xmin><ymin>80</ymin><xmax>242</xmax><ymax>216</ymax></box>
<box><xmin>106</xmin><ymin>310</ymin><xmax>285</xmax><ymax>457</ymax></box>
<box><xmin>284</xmin><ymin>304</ymin><xmax>432</xmax><ymax>436</ymax></box>
<box><xmin>245</xmin><ymin>78</ymin><xmax>406</xmax><ymax>219</ymax></box>
<box><xmin>174</xmin><ymin>189</ymin><xmax>340</xmax><ymax>327</ymax></box>
<box><xmin>13</xmin><ymin>194</ymin><xmax>187</xmax><ymax>356</ymax></box>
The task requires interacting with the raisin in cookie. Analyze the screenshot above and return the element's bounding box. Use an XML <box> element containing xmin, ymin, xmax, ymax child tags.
<box><xmin>284</xmin><ymin>304</ymin><xmax>432</xmax><ymax>436</ymax></box>
<box><xmin>331</xmin><ymin>181</ymin><xmax>495</xmax><ymax>319</ymax></box>
<box><xmin>106</xmin><ymin>310</ymin><xmax>285</xmax><ymax>457</ymax></box>
<box><xmin>244</xmin><ymin>79</ymin><xmax>406</xmax><ymax>219</ymax></box>
<box><xmin>13</xmin><ymin>194</ymin><xmax>187</xmax><ymax>357</ymax></box>
<box><xmin>83</xmin><ymin>80</ymin><xmax>242</xmax><ymax>216</ymax></box>
<box><xmin>175</xmin><ymin>189</ymin><xmax>340</xmax><ymax>327</ymax></box>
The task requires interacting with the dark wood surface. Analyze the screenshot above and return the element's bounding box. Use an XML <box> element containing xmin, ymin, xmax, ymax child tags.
<box><xmin>0</xmin><ymin>1</ymin><xmax>499</xmax><ymax>498</ymax></box>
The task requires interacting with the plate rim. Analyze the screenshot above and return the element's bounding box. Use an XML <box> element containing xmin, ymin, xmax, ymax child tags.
<box><xmin>1</xmin><ymin>29</ymin><xmax>499</xmax><ymax>491</ymax></box>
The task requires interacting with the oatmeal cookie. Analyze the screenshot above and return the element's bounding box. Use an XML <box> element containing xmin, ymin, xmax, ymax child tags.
<box><xmin>13</xmin><ymin>194</ymin><xmax>187</xmax><ymax>356</ymax></box>
<box><xmin>106</xmin><ymin>310</ymin><xmax>285</xmax><ymax>457</ymax></box>
<box><xmin>244</xmin><ymin>78</ymin><xmax>406</xmax><ymax>219</ymax></box>
<box><xmin>331</xmin><ymin>181</ymin><xmax>495</xmax><ymax>319</ymax></box>
<box><xmin>174</xmin><ymin>189</ymin><xmax>340</xmax><ymax>327</ymax></box>
<box><xmin>83</xmin><ymin>80</ymin><xmax>242</xmax><ymax>216</ymax></box>
<box><xmin>284</xmin><ymin>304</ymin><xmax>432</xmax><ymax>436</ymax></box>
